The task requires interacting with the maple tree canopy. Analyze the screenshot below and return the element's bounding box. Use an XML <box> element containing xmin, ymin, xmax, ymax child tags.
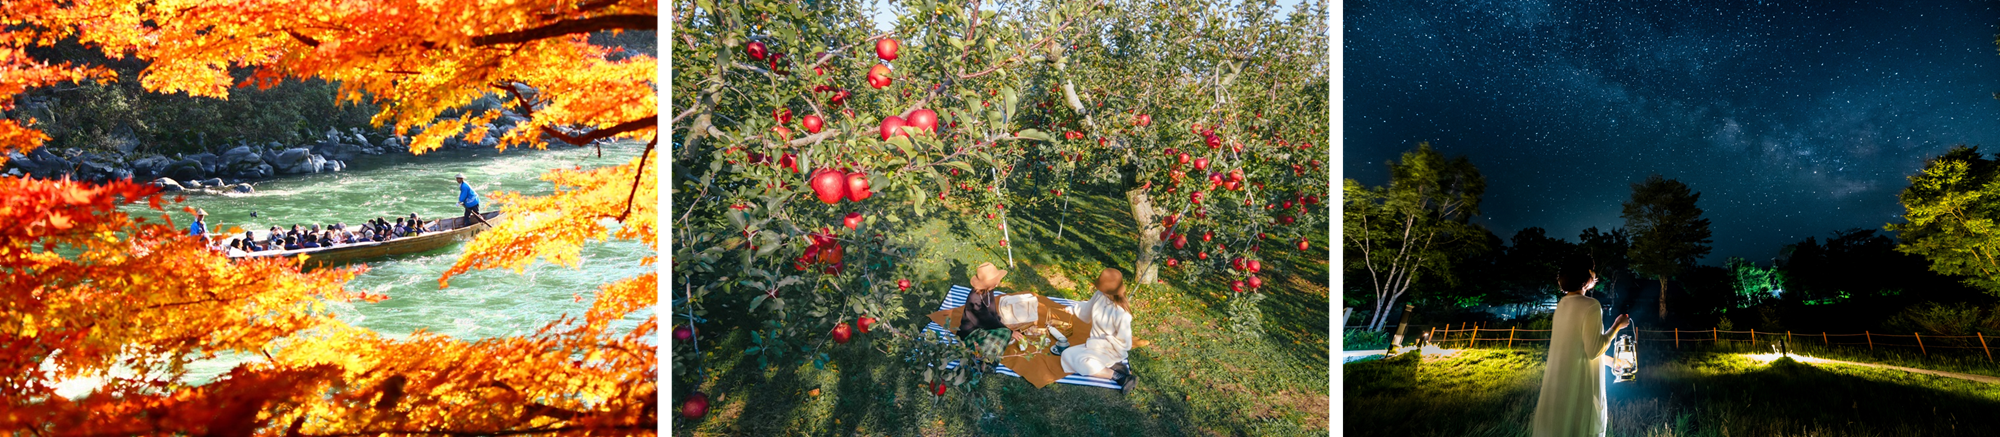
<box><xmin>0</xmin><ymin>0</ymin><xmax>658</xmax><ymax>434</ymax></box>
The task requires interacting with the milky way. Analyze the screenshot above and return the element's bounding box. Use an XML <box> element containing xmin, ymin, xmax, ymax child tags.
<box><xmin>1345</xmin><ymin>0</ymin><xmax>2000</xmax><ymax>263</ymax></box>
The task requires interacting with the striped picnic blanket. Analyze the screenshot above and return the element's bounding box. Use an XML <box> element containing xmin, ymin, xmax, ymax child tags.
<box><xmin>925</xmin><ymin>285</ymin><xmax>1125</xmax><ymax>390</ymax></box>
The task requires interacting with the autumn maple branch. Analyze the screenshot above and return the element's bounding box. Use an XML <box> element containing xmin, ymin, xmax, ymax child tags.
<box><xmin>470</xmin><ymin>14</ymin><xmax>658</xmax><ymax>47</ymax></box>
<box><xmin>615</xmin><ymin>136</ymin><xmax>655</xmax><ymax>223</ymax></box>
<box><xmin>538</xmin><ymin>116</ymin><xmax>657</xmax><ymax>147</ymax></box>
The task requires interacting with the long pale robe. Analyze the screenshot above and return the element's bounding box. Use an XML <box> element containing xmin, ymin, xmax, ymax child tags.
<box><xmin>1060</xmin><ymin>292</ymin><xmax>1132</xmax><ymax>376</ymax></box>
<box><xmin>1532</xmin><ymin>294</ymin><xmax>1616</xmax><ymax>437</ymax></box>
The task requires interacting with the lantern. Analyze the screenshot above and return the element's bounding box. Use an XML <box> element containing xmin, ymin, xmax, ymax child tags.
<box><xmin>1611</xmin><ymin>334</ymin><xmax>1638</xmax><ymax>383</ymax></box>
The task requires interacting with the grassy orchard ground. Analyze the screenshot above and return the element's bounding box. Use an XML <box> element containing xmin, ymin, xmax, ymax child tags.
<box><xmin>1346</xmin><ymin>346</ymin><xmax>2000</xmax><ymax>437</ymax></box>
<box><xmin>676</xmin><ymin>184</ymin><xmax>1331</xmax><ymax>435</ymax></box>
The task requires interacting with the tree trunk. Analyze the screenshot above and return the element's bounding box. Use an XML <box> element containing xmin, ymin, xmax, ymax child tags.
<box><xmin>1658</xmin><ymin>276</ymin><xmax>1670</xmax><ymax>319</ymax></box>
<box><xmin>1127</xmin><ymin>187</ymin><xmax>1162</xmax><ymax>284</ymax></box>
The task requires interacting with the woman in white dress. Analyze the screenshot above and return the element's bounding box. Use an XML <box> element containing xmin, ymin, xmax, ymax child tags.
<box><xmin>1532</xmin><ymin>257</ymin><xmax>1630</xmax><ymax>437</ymax></box>
<box><xmin>1061</xmin><ymin>268</ymin><xmax>1136</xmax><ymax>393</ymax></box>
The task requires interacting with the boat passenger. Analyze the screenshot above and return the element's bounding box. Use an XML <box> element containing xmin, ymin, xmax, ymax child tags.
<box><xmin>283</xmin><ymin>236</ymin><xmax>302</xmax><ymax>251</ymax></box>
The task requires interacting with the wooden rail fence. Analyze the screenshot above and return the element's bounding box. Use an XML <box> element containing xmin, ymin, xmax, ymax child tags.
<box><xmin>1411</xmin><ymin>322</ymin><xmax>1995</xmax><ymax>362</ymax></box>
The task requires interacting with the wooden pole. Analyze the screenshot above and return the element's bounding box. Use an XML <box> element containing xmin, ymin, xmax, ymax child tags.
<box><xmin>1472</xmin><ymin>326</ymin><xmax>1480</xmax><ymax>348</ymax></box>
<box><xmin>1509</xmin><ymin>326</ymin><xmax>1517</xmax><ymax>348</ymax></box>
<box><xmin>1916</xmin><ymin>332</ymin><xmax>1926</xmax><ymax>355</ymax></box>
<box><xmin>1713</xmin><ymin>328</ymin><xmax>1718</xmax><ymax>343</ymax></box>
<box><xmin>1823</xmin><ymin>332</ymin><xmax>1828</xmax><ymax>345</ymax></box>
<box><xmin>1674</xmin><ymin>328</ymin><xmax>1680</xmax><ymax>349</ymax></box>
<box><xmin>1751</xmin><ymin>329</ymin><xmax>1757</xmax><ymax>345</ymax></box>
<box><xmin>1787</xmin><ymin>331</ymin><xmax>1792</xmax><ymax>344</ymax></box>
<box><xmin>1866</xmin><ymin>331</ymin><xmax>1873</xmax><ymax>350</ymax></box>
<box><xmin>1980</xmin><ymin>332</ymin><xmax>1991</xmax><ymax>362</ymax></box>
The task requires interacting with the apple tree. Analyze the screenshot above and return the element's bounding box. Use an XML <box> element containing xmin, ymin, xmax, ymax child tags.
<box><xmin>668</xmin><ymin>0</ymin><xmax>1327</xmax><ymax>416</ymax></box>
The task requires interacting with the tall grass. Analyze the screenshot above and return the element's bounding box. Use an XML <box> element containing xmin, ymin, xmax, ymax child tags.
<box><xmin>1345</xmin><ymin>348</ymin><xmax>2000</xmax><ymax>436</ymax></box>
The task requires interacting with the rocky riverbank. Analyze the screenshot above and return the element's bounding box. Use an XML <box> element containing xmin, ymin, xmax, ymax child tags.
<box><xmin>4</xmin><ymin>116</ymin><xmax>531</xmax><ymax>193</ymax></box>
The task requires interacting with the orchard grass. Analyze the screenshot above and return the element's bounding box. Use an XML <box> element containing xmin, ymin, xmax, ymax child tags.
<box><xmin>680</xmin><ymin>185</ymin><xmax>1331</xmax><ymax>436</ymax></box>
<box><xmin>1345</xmin><ymin>347</ymin><xmax>2000</xmax><ymax>437</ymax></box>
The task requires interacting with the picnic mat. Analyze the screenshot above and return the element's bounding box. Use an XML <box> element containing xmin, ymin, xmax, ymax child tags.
<box><xmin>924</xmin><ymin>285</ymin><xmax>1126</xmax><ymax>389</ymax></box>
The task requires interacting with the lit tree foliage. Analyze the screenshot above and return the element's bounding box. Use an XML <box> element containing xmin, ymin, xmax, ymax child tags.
<box><xmin>0</xmin><ymin>0</ymin><xmax>656</xmax><ymax>434</ymax></box>
<box><xmin>1889</xmin><ymin>145</ymin><xmax>2000</xmax><ymax>296</ymax></box>
<box><xmin>1343</xmin><ymin>142</ymin><xmax>1488</xmax><ymax>331</ymax></box>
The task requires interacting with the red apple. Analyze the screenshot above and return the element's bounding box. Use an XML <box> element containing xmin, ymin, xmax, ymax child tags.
<box><xmin>1248</xmin><ymin>275</ymin><xmax>1264</xmax><ymax>290</ymax></box>
<box><xmin>830</xmin><ymin>89</ymin><xmax>852</xmax><ymax>105</ymax></box>
<box><xmin>1172</xmin><ymin>234</ymin><xmax>1188</xmax><ymax>249</ymax></box>
<box><xmin>674</xmin><ymin>325</ymin><xmax>694</xmax><ymax>342</ymax></box>
<box><xmin>832</xmin><ymin>322</ymin><xmax>853</xmax><ymax>344</ymax></box>
<box><xmin>1135</xmin><ymin>114</ymin><xmax>1152</xmax><ymax>126</ymax></box>
<box><xmin>908</xmin><ymin>108</ymin><xmax>938</xmax><ymax>133</ymax></box>
<box><xmin>746</xmin><ymin>41</ymin><xmax>768</xmax><ymax>61</ymax></box>
<box><xmin>1231</xmin><ymin>257</ymin><xmax>1245</xmax><ymax>271</ymax></box>
<box><xmin>846</xmin><ymin>172</ymin><xmax>873</xmax><ymax>201</ymax></box>
<box><xmin>1248</xmin><ymin>259</ymin><xmax>1263</xmax><ymax>273</ymax></box>
<box><xmin>771</xmin><ymin>125</ymin><xmax>792</xmax><ymax>141</ymax></box>
<box><xmin>1228</xmin><ymin>169</ymin><xmax>1244</xmax><ymax>182</ymax></box>
<box><xmin>868</xmin><ymin>64</ymin><xmax>893</xmax><ymax>89</ymax></box>
<box><xmin>1165</xmin><ymin>258</ymin><xmax>1180</xmax><ymax>267</ymax></box>
<box><xmin>933</xmin><ymin>382</ymin><xmax>947</xmax><ymax>396</ymax></box>
<box><xmin>843</xmin><ymin>212</ymin><xmax>864</xmax><ymax>230</ymax></box>
<box><xmin>898</xmin><ymin>278</ymin><xmax>912</xmax><ymax>291</ymax></box>
<box><xmin>1205</xmin><ymin>134</ymin><xmax>1221</xmax><ymax>149</ymax></box>
<box><xmin>1178</xmin><ymin>153</ymin><xmax>1191</xmax><ymax>165</ymax></box>
<box><xmin>1202</xmin><ymin>231</ymin><xmax>1213</xmax><ymax>242</ymax></box>
<box><xmin>879</xmin><ymin>116</ymin><xmax>908</xmax><ymax>140</ymax></box>
<box><xmin>858</xmin><ymin>316</ymin><xmax>876</xmax><ymax>334</ymax></box>
<box><xmin>1298</xmin><ymin>239</ymin><xmax>1310</xmax><ymax>251</ymax></box>
<box><xmin>1230</xmin><ymin>280</ymin><xmax>1244</xmax><ymax>293</ymax></box>
<box><xmin>1198</xmin><ymin>251</ymin><xmax>1209</xmax><ymax>260</ymax></box>
<box><xmin>774</xmin><ymin>108</ymin><xmax>792</xmax><ymax>125</ymax></box>
<box><xmin>810</xmin><ymin>169</ymin><xmax>849</xmax><ymax>204</ymax></box>
<box><xmin>779</xmin><ymin>153</ymin><xmax>799</xmax><ymax>173</ymax></box>
<box><xmin>877</xmin><ymin>38</ymin><xmax>900</xmax><ymax>61</ymax></box>
<box><xmin>682</xmin><ymin>392</ymin><xmax>710</xmax><ymax>419</ymax></box>
<box><xmin>1190</xmin><ymin>191</ymin><xmax>1203</xmax><ymax>204</ymax></box>
<box><xmin>802</xmin><ymin>114</ymin><xmax>824</xmax><ymax>134</ymax></box>
<box><xmin>1193</xmin><ymin>157</ymin><xmax>1210</xmax><ymax>171</ymax></box>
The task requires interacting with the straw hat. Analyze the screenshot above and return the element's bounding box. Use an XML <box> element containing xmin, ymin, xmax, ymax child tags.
<box><xmin>194</xmin><ymin>208</ymin><xmax>207</xmax><ymax>217</ymax></box>
<box><xmin>969</xmin><ymin>262</ymin><xmax>1009</xmax><ymax>291</ymax></box>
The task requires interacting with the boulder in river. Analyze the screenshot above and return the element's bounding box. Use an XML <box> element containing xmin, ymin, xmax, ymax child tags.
<box><xmin>227</xmin><ymin>183</ymin><xmax>254</xmax><ymax>194</ymax></box>
<box><xmin>151</xmin><ymin>177</ymin><xmax>185</xmax><ymax>192</ymax></box>
<box><xmin>166</xmin><ymin>159</ymin><xmax>205</xmax><ymax>182</ymax></box>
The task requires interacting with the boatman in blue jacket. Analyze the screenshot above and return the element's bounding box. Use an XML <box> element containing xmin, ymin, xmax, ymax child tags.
<box><xmin>188</xmin><ymin>208</ymin><xmax>209</xmax><ymax>239</ymax></box>
<box><xmin>457</xmin><ymin>174</ymin><xmax>494</xmax><ymax>228</ymax></box>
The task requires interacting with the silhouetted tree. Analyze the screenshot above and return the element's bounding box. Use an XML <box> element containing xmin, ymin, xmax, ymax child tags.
<box><xmin>1345</xmin><ymin>142</ymin><xmax>1490</xmax><ymax>331</ymax></box>
<box><xmin>1623</xmin><ymin>174</ymin><xmax>1713</xmax><ymax>319</ymax></box>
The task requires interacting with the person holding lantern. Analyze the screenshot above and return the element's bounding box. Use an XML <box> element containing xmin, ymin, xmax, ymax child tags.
<box><xmin>1532</xmin><ymin>256</ymin><xmax>1631</xmax><ymax>437</ymax></box>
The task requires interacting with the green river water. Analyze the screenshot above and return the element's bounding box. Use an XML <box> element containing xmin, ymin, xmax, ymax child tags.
<box><xmin>110</xmin><ymin>141</ymin><xmax>654</xmax><ymax>385</ymax></box>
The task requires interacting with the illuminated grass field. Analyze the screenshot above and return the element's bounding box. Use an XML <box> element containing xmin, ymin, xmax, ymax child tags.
<box><xmin>1344</xmin><ymin>348</ymin><xmax>2000</xmax><ymax>437</ymax></box>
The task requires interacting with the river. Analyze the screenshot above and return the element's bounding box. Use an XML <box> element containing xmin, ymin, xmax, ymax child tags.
<box><xmin>108</xmin><ymin>141</ymin><xmax>654</xmax><ymax>386</ymax></box>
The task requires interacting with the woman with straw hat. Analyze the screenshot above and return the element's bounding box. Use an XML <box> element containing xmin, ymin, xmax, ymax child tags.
<box><xmin>955</xmin><ymin>262</ymin><xmax>1011</xmax><ymax>340</ymax></box>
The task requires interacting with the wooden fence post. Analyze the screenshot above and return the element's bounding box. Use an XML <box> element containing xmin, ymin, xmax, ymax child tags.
<box><xmin>1823</xmin><ymin>332</ymin><xmax>1828</xmax><ymax>345</ymax></box>
<box><xmin>1509</xmin><ymin>326</ymin><xmax>1517</xmax><ymax>348</ymax></box>
<box><xmin>1751</xmin><ymin>329</ymin><xmax>1757</xmax><ymax>345</ymax></box>
<box><xmin>1916</xmin><ymin>332</ymin><xmax>1926</xmax><ymax>355</ymax></box>
<box><xmin>1866</xmin><ymin>331</ymin><xmax>1873</xmax><ymax>350</ymax></box>
<box><xmin>1472</xmin><ymin>326</ymin><xmax>1480</xmax><ymax>348</ymax></box>
<box><xmin>1980</xmin><ymin>332</ymin><xmax>1992</xmax><ymax>362</ymax></box>
<box><xmin>1713</xmin><ymin>328</ymin><xmax>1718</xmax><ymax>343</ymax></box>
<box><xmin>1674</xmin><ymin>328</ymin><xmax>1679</xmax><ymax>349</ymax></box>
<box><xmin>1786</xmin><ymin>331</ymin><xmax>1792</xmax><ymax>344</ymax></box>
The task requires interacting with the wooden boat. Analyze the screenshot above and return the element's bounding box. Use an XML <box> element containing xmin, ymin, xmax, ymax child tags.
<box><xmin>227</xmin><ymin>211</ymin><xmax>503</xmax><ymax>267</ymax></box>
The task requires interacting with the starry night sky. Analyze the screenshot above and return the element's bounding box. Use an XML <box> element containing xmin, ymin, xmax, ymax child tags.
<box><xmin>1345</xmin><ymin>0</ymin><xmax>2000</xmax><ymax>263</ymax></box>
